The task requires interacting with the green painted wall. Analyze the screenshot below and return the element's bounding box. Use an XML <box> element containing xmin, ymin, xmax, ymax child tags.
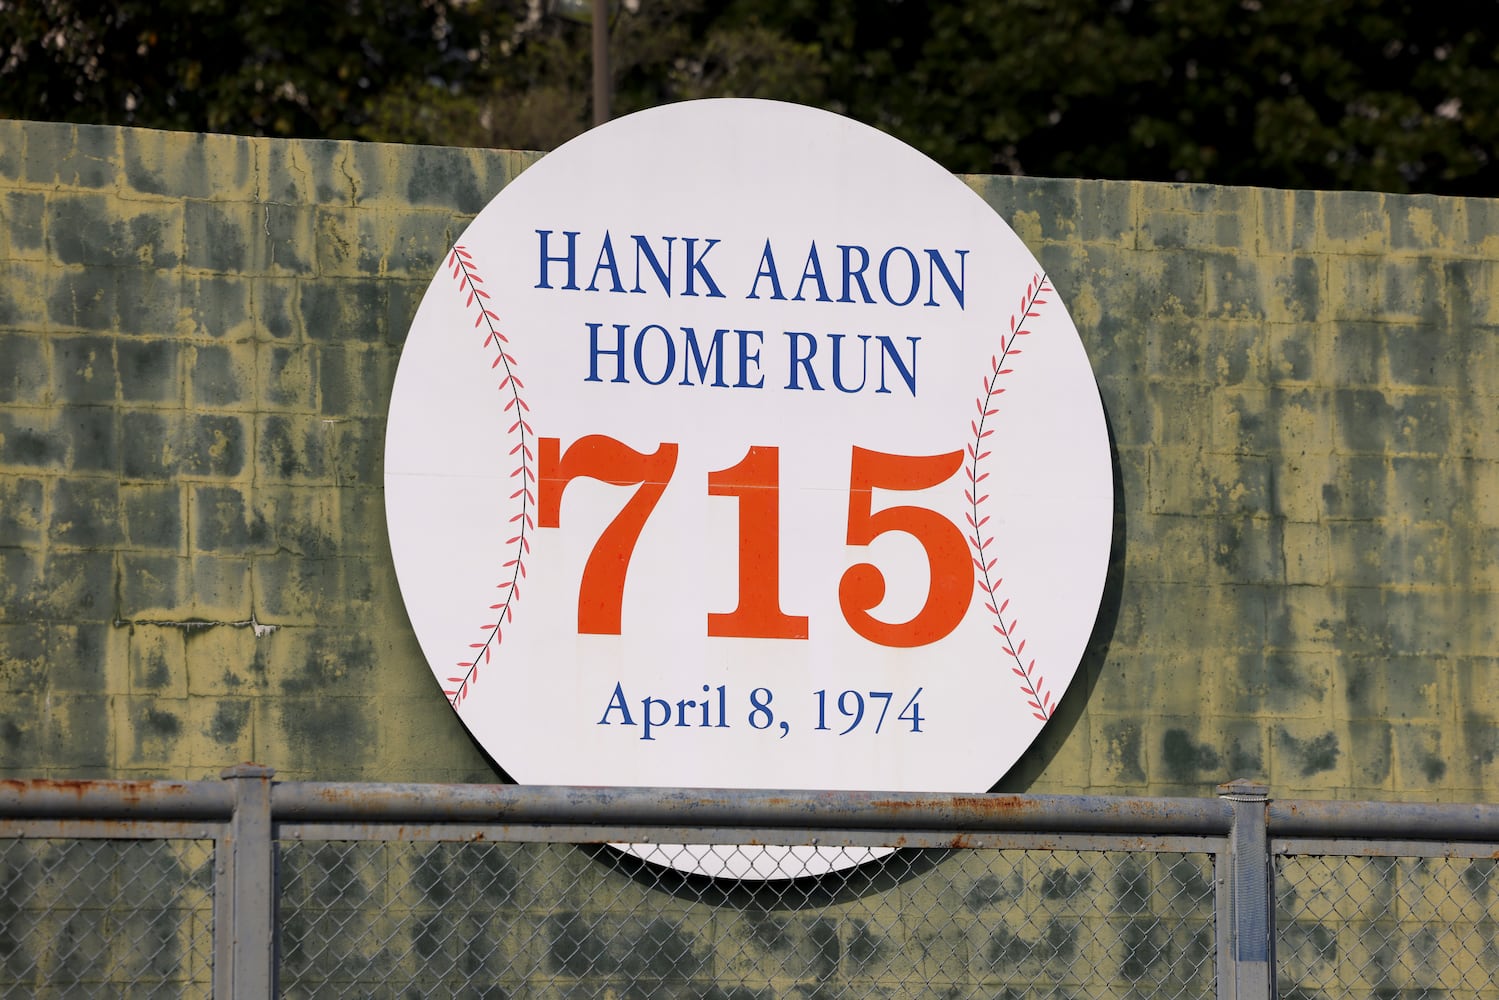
<box><xmin>2</xmin><ymin>117</ymin><xmax>1498</xmax><ymax>802</ymax></box>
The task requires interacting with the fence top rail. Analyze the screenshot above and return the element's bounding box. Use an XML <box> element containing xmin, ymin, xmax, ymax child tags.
<box><xmin>1269</xmin><ymin>798</ymin><xmax>1499</xmax><ymax>843</ymax></box>
<box><xmin>269</xmin><ymin>782</ymin><xmax>1236</xmax><ymax>835</ymax></box>
<box><xmin>14</xmin><ymin>774</ymin><xmax>1497</xmax><ymax>844</ymax></box>
<box><xmin>0</xmin><ymin>777</ymin><xmax>234</xmax><ymax>821</ymax></box>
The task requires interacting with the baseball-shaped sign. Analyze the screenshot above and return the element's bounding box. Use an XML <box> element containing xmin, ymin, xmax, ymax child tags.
<box><xmin>385</xmin><ymin>99</ymin><xmax>1112</xmax><ymax>877</ymax></box>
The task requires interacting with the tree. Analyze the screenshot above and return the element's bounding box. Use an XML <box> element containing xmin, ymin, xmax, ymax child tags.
<box><xmin>702</xmin><ymin>0</ymin><xmax>1499</xmax><ymax>195</ymax></box>
<box><xmin>3</xmin><ymin>0</ymin><xmax>1497</xmax><ymax>195</ymax></box>
<box><xmin>0</xmin><ymin>0</ymin><xmax>516</xmax><ymax>138</ymax></box>
<box><xmin>894</xmin><ymin>0</ymin><xmax>1499</xmax><ymax>195</ymax></box>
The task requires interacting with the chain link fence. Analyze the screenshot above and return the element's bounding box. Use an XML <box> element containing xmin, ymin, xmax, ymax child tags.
<box><xmin>0</xmin><ymin>836</ymin><xmax>215</xmax><ymax>997</ymax></box>
<box><xmin>5</xmin><ymin>772</ymin><xmax>1499</xmax><ymax>999</ymax></box>
<box><xmin>276</xmin><ymin>841</ymin><xmax>1217</xmax><ymax>1000</ymax></box>
<box><xmin>1275</xmin><ymin>848</ymin><xmax>1499</xmax><ymax>1000</ymax></box>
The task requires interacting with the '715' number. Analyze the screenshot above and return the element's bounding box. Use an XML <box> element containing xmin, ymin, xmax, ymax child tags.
<box><xmin>538</xmin><ymin>436</ymin><xmax>970</xmax><ymax>648</ymax></box>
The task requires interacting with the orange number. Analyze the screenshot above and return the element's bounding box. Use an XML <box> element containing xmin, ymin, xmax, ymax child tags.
<box><xmin>538</xmin><ymin>435</ymin><xmax>678</xmax><ymax>634</ymax></box>
<box><xmin>542</xmin><ymin>437</ymin><xmax>966</xmax><ymax>645</ymax></box>
<box><xmin>707</xmin><ymin>446</ymin><xmax>809</xmax><ymax>640</ymax></box>
<box><xmin>839</xmin><ymin>446</ymin><xmax>969</xmax><ymax>648</ymax></box>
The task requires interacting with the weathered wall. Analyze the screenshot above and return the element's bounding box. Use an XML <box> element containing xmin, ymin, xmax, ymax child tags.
<box><xmin>2</xmin><ymin>118</ymin><xmax>1497</xmax><ymax>801</ymax></box>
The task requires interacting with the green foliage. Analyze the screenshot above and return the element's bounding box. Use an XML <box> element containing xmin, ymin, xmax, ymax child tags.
<box><xmin>877</xmin><ymin>0</ymin><xmax>1499</xmax><ymax>194</ymax></box>
<box><xmin>3</xmin><ymin>0</ymin><xmax>1497</xmax><ymax>194</ymax></box>
<box><xmin>0</xmin><ymin>0</ymin><xmax>515</xmax><ymax>139</ymax></box>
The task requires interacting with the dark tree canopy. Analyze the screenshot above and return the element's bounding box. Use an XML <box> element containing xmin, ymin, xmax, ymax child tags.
<box><xmin>0</xmin><ymin>0</ymin><xmax>517</xmax><ymax>137</ymax></box>
<box><xmin>3</xmin><ymin>0</ymin><xmax>1496</xmax><ymax>195</ymax></box>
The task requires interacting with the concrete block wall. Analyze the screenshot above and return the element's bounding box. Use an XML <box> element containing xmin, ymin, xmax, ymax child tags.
<box><xmin>0</xmin><ymin>120</ymin><xmax>536</xmax><ymax>784</ymax></box>
<box><xmin>2</xmin><ymin>117</ymin><xmax>1497</xmax><ymax>802</ymax></box>
<box><xmin>968</xmin><ymin>175</ymin><xmax>1499</xmax><ymax>802</ymax></box>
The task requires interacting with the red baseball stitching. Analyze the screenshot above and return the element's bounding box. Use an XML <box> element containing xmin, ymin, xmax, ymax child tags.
<box><xmin>966</xmin><ymin>272</ymin><xmax>1054</xmax><ymax>722</ymax></box>
<box><xmin>443</xmin><ymin>245</ymin><xmax>533</xmax><ymax>709</ymax></box>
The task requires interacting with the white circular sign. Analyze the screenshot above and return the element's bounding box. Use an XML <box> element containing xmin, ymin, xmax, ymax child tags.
<box><xmin>385</xmin><ymin>100</ymin><xmax>1112</xmax><ymax>873</ymax></box>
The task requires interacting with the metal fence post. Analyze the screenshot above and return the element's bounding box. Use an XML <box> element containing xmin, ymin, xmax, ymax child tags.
<box><xmin>1218</xmin><ymin>779</ymin><xmax>1273</xmax><ymax>1000</ymax></box>
<box><xmin>216</xmin><ymin>763</ymin><xmax>276</xmax><ymax>1000</ymax></box>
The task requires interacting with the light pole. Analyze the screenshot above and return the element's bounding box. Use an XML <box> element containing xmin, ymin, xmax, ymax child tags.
<box><xmin>553</xmin><ymin>0</ymin><xmax>612</xmax><ymax>126</ymax></box>
<box><xmin>591</xmin><ymin>0</ymin><xmax>610</xmax><ymax>125</ymax></box>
